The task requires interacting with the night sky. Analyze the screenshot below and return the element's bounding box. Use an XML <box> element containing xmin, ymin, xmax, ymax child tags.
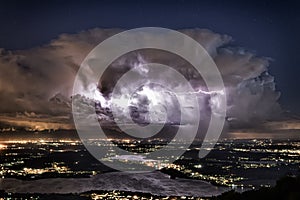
<box><xmin>0</xmin><ymin>0</ymin><xmax>299</xmax><ymax>114</ymax></box>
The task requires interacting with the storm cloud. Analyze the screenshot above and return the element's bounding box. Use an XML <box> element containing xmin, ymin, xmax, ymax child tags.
<box><xmin>0</xmin><ymin>28</ymin><xmax>281</xmax><ymax>129</ymax></box>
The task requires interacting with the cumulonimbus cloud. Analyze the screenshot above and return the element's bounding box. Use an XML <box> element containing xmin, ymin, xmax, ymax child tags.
<box><xmin>0</xmin><ymin>28</ymin><xmax>281</xmax><ymax>129</ymax></box>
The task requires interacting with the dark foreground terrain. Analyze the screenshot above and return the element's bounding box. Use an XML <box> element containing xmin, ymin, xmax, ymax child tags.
<box><xmin>0</xmin><ymin>175</ymin><xmax>299</xmax><ymax>200</ymax></box>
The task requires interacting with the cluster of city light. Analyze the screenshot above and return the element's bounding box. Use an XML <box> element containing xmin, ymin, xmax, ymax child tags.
<box><xmin>87</xmin><ymin>191</ymin><xmax>201</xmax><ymax>200</ymax></box>
<box><xmin>23</xmin><ymin>163</ymin><xmax>69</xmax><ymax>175</ymax></box>
<box><xmin>0</xmin><ymin>143</ymin><xmax>7</xmax><ymax>149</ymax></box>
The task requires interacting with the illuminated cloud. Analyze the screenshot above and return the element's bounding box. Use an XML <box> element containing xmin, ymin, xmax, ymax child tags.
<box><xmin>0</xmin><ymin>28</ymin><xmax>281</xmax><ymax>129</ymax></box>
